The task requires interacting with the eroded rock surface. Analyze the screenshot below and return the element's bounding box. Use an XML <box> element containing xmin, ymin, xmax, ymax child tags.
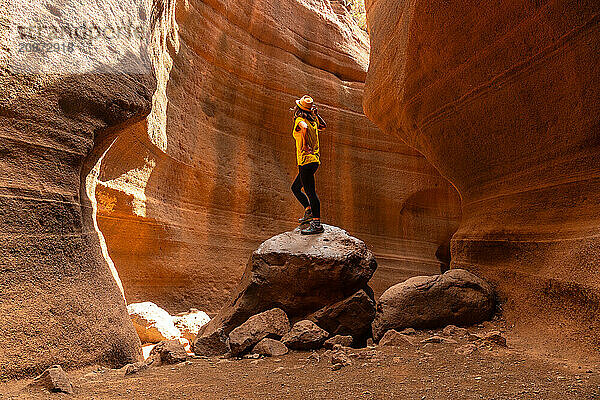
<box><xmin>363</xmin><ymin>0</ymin><xmax>600</xmax><ymax>351</ymax></box>
<box><xmin>196</xmin><ymin>225</ymin><xmax>376</xmax><ymax>351</ymax></box>
<box><xmin>372</xmin><ymin>269</ymin><xmax>495</xmax><ymax>341</ymax></box>
<box><xmin>0</xmin><ymin>0</ymin><xmax>160</xmax><ymax>378</ymax></box>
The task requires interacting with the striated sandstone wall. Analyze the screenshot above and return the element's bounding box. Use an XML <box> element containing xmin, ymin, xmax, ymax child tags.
<box><xmin>95</xmin><ymin>0</ymin><xmax>461</xmax><ymax>314</ymax></box>
<box><xmin>0</xmin><ymin>0</ymin><xmax>165</xmax><ymax>377</ymax></box>
<box><xmin>363</xmin><ymin>0</ymin><xmax>600</xmax><ymax>353</ymax></box>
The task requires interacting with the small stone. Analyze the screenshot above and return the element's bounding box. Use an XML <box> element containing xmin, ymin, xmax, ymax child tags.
<box><xmin>482</xmin><ymin>331</ymin><xmax>507</xmax><ymax>347</ymax></box>
<box><xmin>330</xmin><ymin>350</ymin><xmax>352</xmax><ymax>366</ymax></box>
<box><xmin>121</xmin><ymin>361</ymin><xmax>149</xmax><ymax>376</ymax></box>
<box><xmin>379</xmin><ymin>330</ymin><xmax>414</xmax><ymax>346</ymax></box>
<box><xmin>366</xmin><ymin>338</ymin><xmax>375</xmax><ymax>347</ymax></box>
<box><xmin>324</xmin><ymin>335</ymin><xmax>354</xmax><ymax>349</ymax></box>
<box><xmin>281</xmin><ymin>320</ymin><xmax>328</xmax><ymax>350</ymax></box>
<box><xmin>252</xmin><ymin>338</ymin><xmax>288</xmax><ymax>357</ymax></box>
<box><xmin>30</xmin><ymin>365</ymin><xmax>73</xmax><ymax>394</ymax></box>
<box><xmin>454</xmin><ymin>344</ymin><xmax>477</xmax><ymax>355</ymax></box>
<box><xmin>243</xmin><ymin>353</ymin><xmax>261</xmax><ymax>359</ymax></box>
<box><xmin>442</xmin><ymin>325</ymin><xmax>468</xmax><ymax>337</ymax></box>
<box><xmin>149</xmin><ymin>340</ymin><xmax>188</xmax><ymax>365</ymax></box>
<box><xmin>331</xmin><ymin>363</ymin><xmax>344</xmax><ymax>371</ymax></box>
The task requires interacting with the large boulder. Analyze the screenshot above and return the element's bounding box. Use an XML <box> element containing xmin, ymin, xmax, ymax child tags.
<box><xmin>372</xmin><ymin>269</ymin><xmax>495</xmax><ymax>340</ymax></box>
<box><xmin>196</xmin><ymin>225</ymin><xmax>377</xmax><ymax>352</ymax></box>
<box><xmin>308</xmin><ymin>290</ymin><xmax>375</xmax><ymax>342</ymax></box>
<box><xmin>228</xmin><ymin>308</ymin><xmax>290</xmax><ymax>356</ymax></box>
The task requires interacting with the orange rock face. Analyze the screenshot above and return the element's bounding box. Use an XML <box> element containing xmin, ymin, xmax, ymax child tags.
<box><xmin>0</xmin><ymin>1</ymin><xmax>160</xmax><ymax>377</ymax></box>
<box><xmin>364</xmin><ymin>0</ymin><xmax>600</xmax><ymax>352</ymax></box>
<box><xmin>94</xmin><ymin>0</ymin><xmax>461</xmax><ymax>314</ymax></box>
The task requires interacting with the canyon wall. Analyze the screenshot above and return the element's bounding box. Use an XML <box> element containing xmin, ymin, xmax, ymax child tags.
<box><xmin>363</xmin><ymin>0</ymin><xmax>600</xmax><ymax>353</ymax></box>
<box><xmin>0</xmin><ymin>0</ymin><xmax>162</xmax><ymax>377</ymax></box>
<box><xmin>95</xmin><ymin>0</ymin><xmax>461</xmax><ymax>314</ymax></box>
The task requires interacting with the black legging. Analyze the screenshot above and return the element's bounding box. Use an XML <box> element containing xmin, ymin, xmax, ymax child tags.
<box><xmin>291</xmin><ymin>162</ymin><xmax>320</xmax><ymax>218</ymax></box>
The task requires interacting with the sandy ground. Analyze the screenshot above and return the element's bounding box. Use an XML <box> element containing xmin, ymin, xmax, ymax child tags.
<box><xmin>3</xmin><ymin>321</ymin><xmax>599</xmax><ymax>400</ymax></box>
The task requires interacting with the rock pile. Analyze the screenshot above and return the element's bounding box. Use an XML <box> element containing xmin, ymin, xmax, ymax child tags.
<box><xmin>228</xmin><ymin>308</ymin><xmax>290</xmax><ymax>356</ymax></box>
<box><xmin>194</xmin><ymin>226</ymin><xmax>378</xmax><ymax>356</ymax></box>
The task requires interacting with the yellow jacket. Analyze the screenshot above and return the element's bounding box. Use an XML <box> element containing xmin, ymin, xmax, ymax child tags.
<box><xmin>293</xmin><ymin>117</ymin><xmax>320</xmax><ymax>166</ymax></box>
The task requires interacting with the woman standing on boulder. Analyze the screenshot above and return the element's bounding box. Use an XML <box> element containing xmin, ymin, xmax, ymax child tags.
<box><xmin>291</xmin><ymin>95</ymin><xmax>326</xmax><ymax>235</ymax></box>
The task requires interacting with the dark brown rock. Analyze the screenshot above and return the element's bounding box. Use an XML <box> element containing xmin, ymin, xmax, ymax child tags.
<box><xmin>228</xmin><ymin>308</ymin><xmax>290</xmax><ymax>356</ymax></box>
<box><xmin>252</xmin><ymin>339</ymin><xmax>288</xmax><ymax>357</ymax></box>
<box><xmin>197</xmin><ymin>226</ymin><xmax>376</xmax><ymax>351</ymax></box>
<box><xmin>372</xmin><ymin>269</ymin><xmax>495</xmax><ymax>340</ymax></box>
<box><xmin>30</xmin><ymin>365</ymin><xmax>73</xmax><ymax>394</ymax></box>
<box><xmin>192</xmin><ymin>328</ymin><xmax>230</xmax><ymax>357</ymax></box>
<box><xmin>149</xmin><ymin>340</ymin><xmax>188</xmax><ymax>366</ymax></box>
<box><xmin>308</xmin><ymin>290</ymin><xmax>375</xmax><ymax>343</ymax></box>
<box><xmin>281</xmin><ymin>320</ymin><xmax>329</xmax><ymax>350</ymax></box>
<box><xmin>324</xmin><ymin>335</ymin><xmax>354</xmax><ymax>349</ymax></box>
<box><xmin>378</xmin><ymin>330</ymin><xmax>414</xmax><ymax>347</ymax></box>
<box><xmin>482</xmin><ymin>331</ymin><xmax>507</xmax><ymax>347</ymax></box>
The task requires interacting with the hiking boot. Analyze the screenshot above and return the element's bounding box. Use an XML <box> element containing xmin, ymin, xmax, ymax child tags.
<box><xmin>298</xmin><ymin>208</ymin><xmax>313</xmax><ymax>225</ymax></box>
<box><xmin>301</xmin><ymin>219</ymin><xmax>324</xmax><ymax>235</ymax></box>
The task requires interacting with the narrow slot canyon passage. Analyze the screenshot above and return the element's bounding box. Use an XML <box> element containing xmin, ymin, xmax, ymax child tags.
<box><xmin>2</xmin><ymin>0</ymin><xmax>600</xmax><ymax>398</ymax></box>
